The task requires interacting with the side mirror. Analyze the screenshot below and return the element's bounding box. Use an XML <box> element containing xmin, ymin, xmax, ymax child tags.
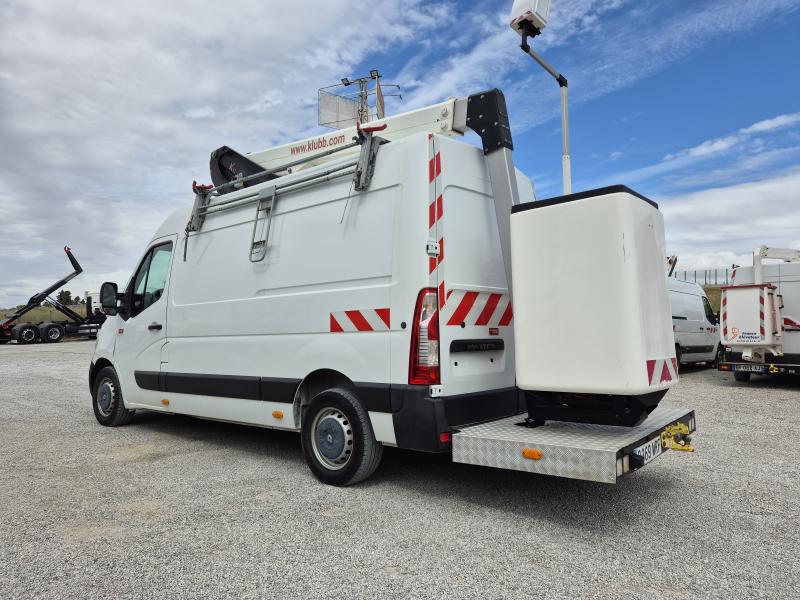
<box><xmin>714</xmin><ymin>314</ymin><xmax>720</xmax><ymax>325</ymax></box>
<box><xmin>100</xmin><ymin>282</ymin><xmax>119</xmax><ymax>316</ymax></box>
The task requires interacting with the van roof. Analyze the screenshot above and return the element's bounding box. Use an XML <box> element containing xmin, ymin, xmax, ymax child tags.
<box><xmin>668</xmin><ymin>278</ymin><xmax>705</xmax><ymax>296</ymax></box>
<box><xmin>151</xmin><ymin>206</ymin><xmax>191</xmax><ymax>241</ymax></box>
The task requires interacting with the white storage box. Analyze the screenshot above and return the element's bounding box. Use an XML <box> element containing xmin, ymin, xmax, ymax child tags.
<box><xmin>510</xmin><ymin>186</ymin><xmax>677</xmax><ymax>396</ymax></box>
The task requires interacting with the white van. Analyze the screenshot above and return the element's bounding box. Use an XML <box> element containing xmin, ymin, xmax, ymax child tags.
<box><xmin>89</xmin><ymin>90</ymin><xmax>692</xmax><ymax>486</ymax></box>
<box><xmin>668</xmin><ymin>279</ymin><xmax>720</xmax><ymax>367</ymax></box>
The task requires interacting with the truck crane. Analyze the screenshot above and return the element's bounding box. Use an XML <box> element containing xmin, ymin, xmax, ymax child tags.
<box><xmin>0</xmin><ymin>247</ymin><xmax>102</xmax><ymax>344</ymax></box>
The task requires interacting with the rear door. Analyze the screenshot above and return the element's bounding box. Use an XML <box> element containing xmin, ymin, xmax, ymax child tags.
<box><xmin>433</xmin><ymin>137</ymin><xmax>515</xmax><ymax>397</ymax></box>
<box><xmin>114</xmin><ymin>238</ymin><xmax>176</xmax><ymax>408</ymax></box>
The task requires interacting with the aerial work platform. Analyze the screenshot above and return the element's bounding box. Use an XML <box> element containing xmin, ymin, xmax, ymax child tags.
<box><xmin>452</xmin><ymin>406</ymin><xmax>695</xmax><ymax>484</ymax></box>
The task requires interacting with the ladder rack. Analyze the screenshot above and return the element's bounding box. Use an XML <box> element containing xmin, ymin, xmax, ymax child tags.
<box><xmin>184</xmin><ymin>127</ymin><xmax>385</xmax><ymax>261</ymax></box>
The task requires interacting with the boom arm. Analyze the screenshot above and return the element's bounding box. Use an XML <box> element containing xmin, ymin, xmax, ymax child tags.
<box><xmin>1</xmin><ymin>247</ymin><xmax>83</xmax><ymax>327</ymax></box>
<box><xmin>754</xmin><ymin>245</ymin><xmax>800</xmax><ymax>284</ymax></box>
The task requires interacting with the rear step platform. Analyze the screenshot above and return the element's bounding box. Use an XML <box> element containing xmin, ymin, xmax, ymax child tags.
<box><xmin>452</xmin><ymin>406</ymin><xmax>695</xmax><ymax>484</ymax></box>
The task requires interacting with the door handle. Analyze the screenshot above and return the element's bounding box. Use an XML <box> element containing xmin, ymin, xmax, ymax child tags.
<box><xmin>148</xmin><ymin>322</ymin><xmax>163</xmax><ymax>331</ymax></box>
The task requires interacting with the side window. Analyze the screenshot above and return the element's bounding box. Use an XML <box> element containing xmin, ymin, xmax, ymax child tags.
<box><xmin>702</xmin><ymin>296</ymin><xmax>716</xmax><ymax>323</ymax></box>
<box><xmin>129</xmin><ymin>252</ymin><xmax>153</xmax><ymax>317</ymax></box>
<box><xmin>129</xmin><ymin>242</ymin><xmax>174</xmax><ymax>318</ymax></box>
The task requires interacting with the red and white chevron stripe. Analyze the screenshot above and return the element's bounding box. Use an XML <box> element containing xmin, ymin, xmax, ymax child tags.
<box><xmin>721</xmin><ymin>289</ymin><xmax>728</xmax><ymax>338</ymax></box>
<box><xmin>784</xmin><ymin>317</ymin><xmax>800</xmax><ymax>331</ymax></box>
<box><xmin>646</xmin><ymin>358</ymin><xmax>679</xmax><ymax>386</ymax></box>
<box><xmin>427</xmin><ymin>135</ymin><xmax>446</xmax><ymax>309</ymax></box>
<box><xmin>330</xmin><ymin>309</ymin><xmax>391</xmax><ymax>333</ymax></box>
<box><xmin>443</xmin><ymin>290</ymin><xmax>513</xmax><ymax>327</ymax></box>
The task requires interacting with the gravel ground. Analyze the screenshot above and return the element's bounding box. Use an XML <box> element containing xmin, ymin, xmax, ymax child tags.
<box><xmin>1</xmin><ymin>341</ymin><xmax>798</xmax><ymax>599</ymax></box>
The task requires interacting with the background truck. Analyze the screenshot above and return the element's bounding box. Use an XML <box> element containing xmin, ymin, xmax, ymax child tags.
<box><xmin>719</xmin><ymin>245</ymin><xmax>800</xmax><ymax>381</ymax></box>
<box><xmin>0</xmin><ymin>247</ymin><xmax>103</xmax><ymax>344</ymax></box>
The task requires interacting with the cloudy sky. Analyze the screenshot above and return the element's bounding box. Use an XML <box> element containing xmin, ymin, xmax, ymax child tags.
<box><xmin>1</xmin><ymin>0</ymin><xmax>799</xmax><ymax>306</ymax></box>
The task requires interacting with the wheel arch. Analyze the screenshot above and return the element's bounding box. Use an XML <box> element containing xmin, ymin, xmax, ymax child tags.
<box><xmin>89</xmin><ymin>357</ymin><xmax>114</xmax><ymax>392</ymax></box>
<box><xmin>292</xmin><ymin>369</ymin><xmax>355</xmax><ymax>428</ymax></box>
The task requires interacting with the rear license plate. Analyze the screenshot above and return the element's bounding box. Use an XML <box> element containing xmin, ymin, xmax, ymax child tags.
<box><xmin>633</xmin><ymin>436</ymin><xmax>663</xmax><ymax>466</ymax></box>
<box><xmin>735</xmin><ymin>364</ymin><xmax>765</xmax><ymax>373</ymax></box>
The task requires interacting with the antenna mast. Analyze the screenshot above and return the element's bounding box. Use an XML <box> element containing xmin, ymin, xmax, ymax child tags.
<box><xmin>318</xmin><ymin>70</ymin><xmax>401</xmax><ymax>129</ymax></box>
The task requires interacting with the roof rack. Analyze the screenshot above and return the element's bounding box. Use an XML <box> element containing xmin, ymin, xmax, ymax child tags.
<box><xmin>184</xmin><ymin>124</ymin><xmax>387</xmax><ymax>261</ymax></box>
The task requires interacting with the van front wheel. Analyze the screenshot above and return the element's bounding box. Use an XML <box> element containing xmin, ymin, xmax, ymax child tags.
<box><xmin>301</xmin><ymin>388</ymin><xmax>383</xmax><ymax>486</ymax></box>
<box><xmin>92</xmin><ymin>366</ymin><xmax>135</xmax><ymax>426</ymax></box>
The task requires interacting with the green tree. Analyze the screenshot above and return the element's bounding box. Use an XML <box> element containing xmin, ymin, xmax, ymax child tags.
<box><xmin>55</xmin><ymin>290</ymin><xmax>73</xmax><ymax>304</ymax></box>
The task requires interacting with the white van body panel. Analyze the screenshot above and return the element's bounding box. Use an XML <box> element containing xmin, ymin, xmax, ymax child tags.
<box><xmin>668</xmin><ymin>279</ymin><xmax>718</xmax><ymax>364</ymax></box>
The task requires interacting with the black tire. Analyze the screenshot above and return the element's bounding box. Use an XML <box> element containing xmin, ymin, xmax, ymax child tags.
<box><xmin>734</xmin><ymin>371</ymin><xmax>751</xmax><ymax>383</ymax></box>
<box><xmin>92</xmin><ymin>366</ymin><xmax>135</xmax><ymax>426</ymax></box>
<box><xmin>15</xmin><ymin>324</ymin><xmax>39</xmax><ymax>344</ymax></box>
<box><xmin>675</xmin><ymin>345</ymin><xmax>682</xmax><ymax>373</ymax></box>
<box><xmin>301</xmin><ymin>387</ymin><xmax>383</xmax><ymax>486</ymax></box>
<box><xmin>712</xmin><ymin>344</ymin><xmax>723</xmax><ymax>368</ymax></box>
<box><xmin>41</xmin><ymin>323</ymin><xmax>65</xmax><ymax>343</ymax></box>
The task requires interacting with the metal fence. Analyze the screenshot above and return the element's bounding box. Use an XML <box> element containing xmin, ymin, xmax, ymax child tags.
<box><xmin>673</xmin><ymin>269</ymin><xmax>734</xmax><ymax>286</ymax></box>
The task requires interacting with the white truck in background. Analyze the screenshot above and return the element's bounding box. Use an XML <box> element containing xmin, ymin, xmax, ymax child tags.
<box><xmin>87</xmin><ymin>2</ymin><xmax>696</xmax><ymax>486</ymax></box>
<box><xmin>719</xmin><ymin>246</ymin><xmax>800</xmax><ymax>381</ymax></box>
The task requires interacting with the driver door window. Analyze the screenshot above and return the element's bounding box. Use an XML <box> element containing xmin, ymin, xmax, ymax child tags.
<box><xmin>129</xmin><ymin>242</ymin><xmax>173</xmax><ymax>318</ymax></box>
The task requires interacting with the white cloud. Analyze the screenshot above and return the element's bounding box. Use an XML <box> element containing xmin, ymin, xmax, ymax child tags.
<box><xmin>663</xmin><ymin>136</ymin><xmax>740</xmax><ymax>161</ymax></box>
<box><xmin>0</xmin><ymin>0</ymin><xmax>450</xmax><ymax>305</ymax></box>
<box><xmin>660</xmin><ymin>169</ymin><xmax>800</xmax><ymax>270</ymax></box>
<box><xmin>741</xmin><ymin>112</ymin><xmax>800</xmax><ymax>135</ymax></box>
<box><xmin>605</xmin><ymin>111</ymin><xmax>800</xmax><ymax>189</ymax></box>
<box><xmin>663</xmin><ymin>112</ymin><xmax>800</xmax><ymax>162</ymax></box>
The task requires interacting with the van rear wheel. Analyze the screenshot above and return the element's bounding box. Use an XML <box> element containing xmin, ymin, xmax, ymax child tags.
<box><xmin>301</xmin><ymin>387</ymin><xmax>383</xmax><ymax>486</ymax></box>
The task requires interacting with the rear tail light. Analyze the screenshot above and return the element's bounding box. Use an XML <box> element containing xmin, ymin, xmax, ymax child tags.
<box><xmin>409</xmin><ymin>288</ymin><xmax>440</xmax><ymax>385</ymax></box>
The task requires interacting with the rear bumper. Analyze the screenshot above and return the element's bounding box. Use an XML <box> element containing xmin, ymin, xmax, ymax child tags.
<box><xmin>719</xmin><ymin>350</ymin><xmax>800</xmax><ymax>375</ymax></box>
<box><xmin>390</xmin><ymin>385</ymin><xmax>522</xmax><ymax>453</ymax></box>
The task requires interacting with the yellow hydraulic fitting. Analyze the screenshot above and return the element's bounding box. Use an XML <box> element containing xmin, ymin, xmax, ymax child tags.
<box><xmin>661</xmin><ymin>423</ymin><xmax>695</xmax><ymax>453</ymax></box>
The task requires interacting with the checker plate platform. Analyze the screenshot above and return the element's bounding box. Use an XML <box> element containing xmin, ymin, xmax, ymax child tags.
<box><xmin>452</xmin><ymin>406</ymin><xmax>695</xmax><ymax>483</ymax></box>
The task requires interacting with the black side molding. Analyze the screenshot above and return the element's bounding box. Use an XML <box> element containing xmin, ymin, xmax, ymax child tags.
<box><xmin>511</xmin><ymin>184</ymin><xmax>659</xmax><ymax>214</ymax></box>
<box><xmin>135</xmin><ymin>371</ymin><xmax>299</xmax><ymax>404</ymax></box>
<box><xmin>134</xmin><ymin>371</ymin><xmax>393</xmax><ymax>412</ymax></box>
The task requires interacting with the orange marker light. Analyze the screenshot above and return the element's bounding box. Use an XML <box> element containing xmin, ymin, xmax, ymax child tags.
<box><xmin>272</xmin><ymin>410</ymin><xmax>284</xmax><ymax>419</ymax></box>
<box><xmin>522</xmin><ymin>448</ymin><xmax>543</xmax><ymax>460</ymax></box>
<box><xmin>161</xmin><ymin>399</ymin><xmax>170</xmax><ymax>407</ymax></box>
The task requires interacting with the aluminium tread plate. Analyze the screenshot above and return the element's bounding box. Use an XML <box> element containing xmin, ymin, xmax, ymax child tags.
<box><xmin>452</xmin><ymin>406</ymin><xmax>694</xmax><ymax>484</ymax></box>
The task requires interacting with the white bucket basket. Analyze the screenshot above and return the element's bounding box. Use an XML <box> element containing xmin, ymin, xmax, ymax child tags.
<box><xmin>510</xmin><ymin>186</ymin><xmax>678</xmax><ymax>398</ymax></box>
